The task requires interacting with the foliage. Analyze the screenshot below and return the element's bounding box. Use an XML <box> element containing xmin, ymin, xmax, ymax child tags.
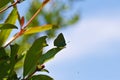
<box><xmin>23</xmin><ymin>0</ymin><xmax>80</xmax><ymax>42</ymax></box>
<box><xmin>0</xmin><ymin>0</ymin><xmax>67</xmax><ymax>80</ymax></box>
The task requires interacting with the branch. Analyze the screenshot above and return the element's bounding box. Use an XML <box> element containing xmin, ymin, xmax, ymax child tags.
<box><xmin>3</xmin><ymin>29</ymin><xmax>25</xmax><ymax>48</ymax></box>
<box><xmin>23</xmin><ymin>0</ymin><xmax>50</xmax><ymax>29</ymax></box>
<box><xmin>23</xmin><ymin>70</ymin><xmax>36</xmax><ymax>80</ymax></box>
<box><xmin>0</xmin><ymin>0</ymin><xmax>20</xmax><ymax>13</ymax></box>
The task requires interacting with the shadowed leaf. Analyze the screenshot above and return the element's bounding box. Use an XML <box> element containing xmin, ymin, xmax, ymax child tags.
<box><xmin>0</xmin><ymin>24</ymin><xmax>18</xmax><ymax>30</ymax></box>
<box><xmin>23</xmin><ymin>36</ymin><xmax>48</xmax><ymax>77</ymax></box>
<box><xmin>54</xmin><ymin>33</ymin><xmax>66</xmax><ymax>47</ymax></box>
<box><xmin>8</xmin><ymin>44</ymin><xmax>19</xmax><ymax>78</ymax></box>
<box><xmin>0</xmin><ymin>0</ymin><xmax>10</xmax><ymax>8</ymax></box>
<box><xmin>0</xmin><ymin>47</ymin><xmax>10</xmax><ymax>79</ymax></box>
<box><xmin>39</xmin><ymin>48</ymin><xmax>62</xmax><ymax>64</ymax></box>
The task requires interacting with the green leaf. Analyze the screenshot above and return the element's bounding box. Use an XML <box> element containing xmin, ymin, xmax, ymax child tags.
<box><xmin>10</xmin><ymin>44</ymin><xmax>19</xmax><ymax>59</ymax></box>
<box><xmin>0</xmin><ymin>60</ymin><xmax>10</xmax><ymax>79</ymax></box>
<box><xmin>41</xmin><ymin>69</ymin><xmax>50</xmax><ymax>73</ymax></box>
<box><xmin>29</xmin><ymin>75</ymin><xmax>53</xmax><ymax>80</ymax></box>
<box><xmin>0</xmin><ymin>24</ymin><xmax>18</xmax><ymax>30</ymax></box>
<box><xmin>0</xmin><ymin>0</ymin><xmax>10</xmax><ymax>8</ymax></box>
<box><xmin>0</xmin><ymin>48</ymin><xmax>10</xmax><ymax>79</ymax></box>
<box><xmin>54</xmin><ymin>33</ymin><xmax>66</xmax><ymax>47</ymax></box>
<box><xmin>9</xmin><ymin>44</ymin><xmax>19</xmax><ymax>76</ymax></box>
<box><xmin>39</xmin><ymin>33</ymin><xmax>66</xmax><ymax>64</ymax></box>
<box><xmin>7</xmin><ymin>71</ymin><xmax>18</xmax><ymax>80</ymax></box>
<box><xmin>24</xmin><ymin>24</ymin><xmax>53</xmax><ymax>35</ymax></box>
<box><xmin>0</xmin><ymin>8</ymin><xmax>18</xmax><ymax>47</ymax></box>
<box><xmin>23</xmin><ymin>36</ymin><xmax>48</xmax><ymax>77</ymax></box>
<box><xmin>0</xmin><ymin>47</ymin><xmax>9</xmax><ymax>60</ymax></box>
<box><xmin>67</xmin><ymin>14</ymin><xmax>79</xmax><ymax>25</ymax></box>
<box><xmin>10</xmin><ymin>0</ymin><xmax>14</xmax><ymax>3</ymax></box>
<box><xmin>16</xmin><ymin>54</ymin><xmax>24</xmax><ymax>62</ymax></box>
<box><xmin>39</xmin><ymin>48</ymin><xmax>62</xmax><ymax>64</ymax></box>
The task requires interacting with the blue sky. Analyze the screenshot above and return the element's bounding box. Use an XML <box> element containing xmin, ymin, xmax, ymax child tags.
<box><xmin>17</xmin><ymin>0</ymin><xmax>120</xmax><ymax>80</ymax></box>
<box><xmin>45</xmin><ymin>0</ymin><xmax>120</xmax><ymax>80</ymax></box>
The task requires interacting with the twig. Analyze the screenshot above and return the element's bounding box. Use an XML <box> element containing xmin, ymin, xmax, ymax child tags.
<box><xmin>23</xmin><ymin>70</ymin><xmax>36</xmax><ymax>80</ymax></box>
<box><xmin>23</xmin><ymin>0</ymin><xmax>50</xmax><ymax>29</ymax></box>
<box><xmin>0</xmin><ymin>0</ymin><xmax>20</xmax><ymax>13</ymax></box>
<box><xmin>23</xmin><ymin>65</ymin><xmax>45</xmax><ymax>80</ymax></box>
<box><xmin>3</xmin><ymin>0</ymin><xmax>50</xmax><ymax>48</ymax></box>
<box><xmin>3</xmin><ymin>29</ymin><xmax>25</xmax><ymax>48</ymax></box>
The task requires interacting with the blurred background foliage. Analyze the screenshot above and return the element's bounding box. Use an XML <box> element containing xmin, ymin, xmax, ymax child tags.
<box><xmin>0</xmin><ymin>0</ymin><xmax>80</xmax><ymax>45</ymax></box>
<box><xmin>22</xmin><ymin>0</ymin><xmax>80</xmax><ymax>44</ymax></box>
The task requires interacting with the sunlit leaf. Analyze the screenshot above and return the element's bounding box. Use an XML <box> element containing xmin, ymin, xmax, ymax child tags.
<box><xmin>0</xmin><ymin>24</ymin><xmax>18</xmax><ymax>30</ymax></box>
<box><xmin>23</xmin><ymin>36</ymin><xmax>48</xmax><ymax>77</ymax></box>
<box><xmin>24</xmin><ymin>24</ymin><xmax>53</xmax><ymax>35</ymax></box>
<box><xmin>54</xmin><ymin>33</ymin><xmax>66</xmax><ymax>47</ymax></box>
<box><xmin>0</xmin><ymin>8</ymin><xmax>18</xmax><ymax>47</ymax></box>
<box><xmin>29</xmin><ymin>75</ymin><xmax>53</xmax><ymax>80</ymax></box>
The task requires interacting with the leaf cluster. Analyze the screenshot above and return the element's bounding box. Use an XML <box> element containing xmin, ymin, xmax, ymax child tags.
<box><xmin>25</xmin><ymin>0</ymin><xmax>80</xmax><ymax>38</ymax></box>
<box><xmin>0</xmin><ymin>0</ymin><xmax>66</xmax><ymax>80</ymax></box>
